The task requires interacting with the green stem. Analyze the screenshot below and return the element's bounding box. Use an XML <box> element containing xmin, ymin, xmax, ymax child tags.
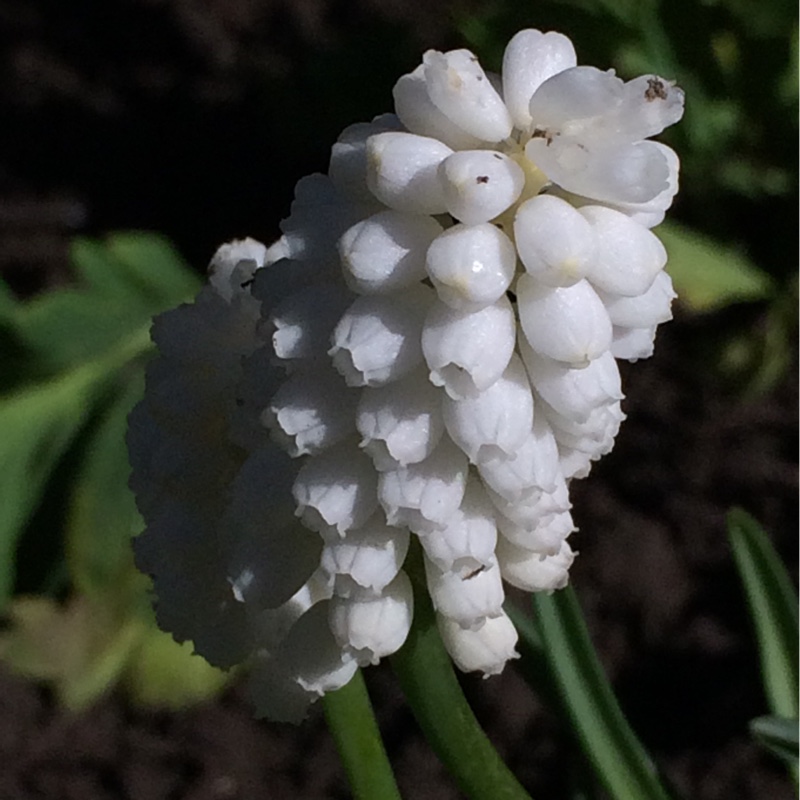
<box><xmin>322</xmin><ymin>669</ymin><xmax>402</xmax><ymax>800</ymax></box>
<box><xmin>390</xmin><ymin>544</ymin><xmax>532</xmax><ymax>800</ymax></box>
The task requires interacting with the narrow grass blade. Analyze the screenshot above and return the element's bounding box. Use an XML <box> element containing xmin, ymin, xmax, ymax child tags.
<box><xmin>532</xmin><ymin>586</ymin><xmax>672</xmax><ymax>800</ymax></box>
<box><xmin>322</xmin><ymin>670</ymin><xmax>402</xmax><ymax>800</ymax></box>
<box><xmin>749</xmin><ymin>715</ymin><xmax>799</xmax><ymax>765</ymax></box>
<box><xmin>727</xmin><ymin>508</ymin><xmax>799</xmax><ymax>720</ymax></box>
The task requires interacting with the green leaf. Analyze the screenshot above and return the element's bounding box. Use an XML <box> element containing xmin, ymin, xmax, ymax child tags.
<box><xmin>66</xmin><ymin>376</ymin><xmax>146</xmax><ymax>602</ymax></box>
<box><xmin>390</xmin><ymin>542</ymin><xmax>532</xmax><ymax>800</ymax></box>
<box><xmin>322</xmin><ymin>671</ymin><xmax>403</xmax><ymax>800</ymax></box>
<box><xmin>123</xmin><ymin>623</ymin><xmax>229</xmax><ymax>709</ymax></box>
<box><xmin>727</xmin><ymin>509</ymin><xmax>799</xmax><ymax>720</ymax></box>
<box><xmin>660</xmin><ymin>221</ymin><xmax>774</xmax><ymax>311</ymax></box>
<box><xmin>532</xmin><ymin>587</ymin><xmax>672</xmax><ymax>800</ymax></box>
<box><xmin>750</xmin><ymin>715</ymin><xmax>799</xmax><ymax>765</ymax></box>
<box><xmin>12</xmin><ymin>234</ymin><xmax>198</xmax><ymax>374</ymax></box>
<box><xmin>0</xmin><ymin>594</ymin><xmax>144</xmax><ymax>710</ymax></box>
<box><xmin>0</xmin><ymin>326</ymin><xmax>151</xmax><ymax>609</ymax></box>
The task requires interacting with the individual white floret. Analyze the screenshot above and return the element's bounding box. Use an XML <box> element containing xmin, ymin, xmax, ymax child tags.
<box><xmin>520</xmin><ymin>345</ymin><xmax>622</xmax><ymax>424</ymax></box>
<box><xmin>320</xmin><ymin>513</ymin><xmax>410</xmax><ymax>594</ymax></box>
<box><xmin>393</xmin><ymin>65</ymin><xmax>484</xmax><ymax>150</ymax></box>
<box><xmin>422</xmin><ymin>295</ymin><xmax>516</xmax><ymax>399</ymax></box>
<box><xmin>248</xmin><ymin>601</ymin><xmax>358</xmax><ymax>723</ymax></box>
<box><xmin>339</xmin><ymin>210</ymin><xmax>443</xmax><ymax>294</ymax></box>
<box><xmin>276</xmin><ymin>174</ymin><xmax>373</xmax><ymax>266</ymax></box>
<box><xmin>438</xmin><ymin>610</ymin><xmax>519</xmax><ymax>676</ymax></box>
<box><xmin>356</xmin><ymin>370</ymin><xmax>445</xmax><ymax>470</ymax></box>
<box><xmin>329</xmin><ymin>572</ymin><xmax>413</xmax><ymax>665</ymax></box>
<box><xmin>330</xmin><ymin>285</ymin><xmax>433</xmax><ymax>387</ymax></box>
<box><xmin>418</xmin><ymin>476</ymin><xmax>498</xmax><ymax>575</ymax></box>
<box><xmin>421</xmin><ymin>49</ymin><xmax>514</xmax><ymax>143</ymax></box>
<box><xmin>425</xmin><ymin>555</ymin><xmax>505</xmax><ymax>630</ymax></box>
<box><xmin>426</xmin><ymin>222</ymin><xmax>517</xmax><ymax>311</ymax></box>
<box><xmin>611</xmin><ymin>325</ymin><xmax>658</xmax><ymax>361</ymax></box>
<box><xmin>476</xmin><ymin>412</ymin><xmax>561</xmax><ymax>502</ymax></box>
<box><xmin>378</xmin><ymin>436</ymin><xmax>468</xmax><ymax>532</ymax></box>
<box><xmin>292</xmin><ymin>440</ymin><xmax>379</xmax><ymax>534</ymax></box>
<box><xmin>442</xmin><ymin>353</ymin><xmax>534</xmax><ymax>463</ymax></box>
<box><xmin>329</xmin><ymin>115</ymin><xmax>404</xmax><ymax>203</ymax></box>
<box><xmin>496</xmin><ymin>537</ymin><xmax>575</xmax><ymax>592</ymax></box>
<box><xmin>597</xmin><ymin>270</ymin><xmax>676</xmax><ymax>328</ymax></box>
<box><xmin>366</xmin><ymin>132</ymin><xmax>452</xmax><ymax>214</ymax></box>
<box><xmin>514</xmin><ymin>194</ymin><xmax>594</xmax><ymax>287</ymax></box>
<box><xmin>517</xmin><ymin>275</ymin><xmax>612</xmax><ymax>366</ymax></box>
<box><xmin>501</xmin><ymin>29</ymin><xmax>577</xmax><ymax>130</ymax></box>
<box><xmin>580</xmin><ymin>205</ymin><xmax>667</xmax><ymax>296</ymax></box>
<box><xmin>223</xmin><ymin>448</ymin><xmax>323</xmax><ymax>611</ymax></box>
<box><xmin>438</xmin><ymin>151</ymin><xmax>525</xmax><ymax>225</ymax></box>
<box><xmin>250</xmin><ymin>258</ymin><xmax>320</xmax><ymax>318</ymax></box>
<box><xmin>496</xmin><ymin>508</ymin><xmax>575</xmax><ymax>556</ymax></box>
<box><xmin>208</xmin><ymin>237</ymin><xmax>267</xmax><ymax>300</ymax></box>
<box><xmin>263</xmin><ymin>366</ymin><xmax>358</xmax><ymax>457</ymax></box>
<box><xmin>266</xmin><ymin>284</ymin><xmax>353</xmax><ymax>363</ymax></box>
<box><xmin>487</xmin><ymin>476</ymin><xmax>571</xmax><ymax>530</ymax></box>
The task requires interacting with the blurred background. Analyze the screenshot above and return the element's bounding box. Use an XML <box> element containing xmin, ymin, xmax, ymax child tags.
<box><xmin>0</xmin><ymin>0</ymin><xmax>797</xmax><ymax>798</ymax></box>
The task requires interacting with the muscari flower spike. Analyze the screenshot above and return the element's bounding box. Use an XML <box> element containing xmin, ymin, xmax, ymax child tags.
<box><xmin>128</xmin><ymin>29</ymin><xmax>684</xmax><ymax>723</ymax></box>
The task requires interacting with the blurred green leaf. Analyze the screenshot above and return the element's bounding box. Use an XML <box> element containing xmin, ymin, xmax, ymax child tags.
<box><xmin>0</xmin><ymin>594</ymin><xmax>144</xmax><ymax>709</ymax></box>
<box><xmin>66</xmin><ymin>377</ymin><xmax>146</xmax><ymax>602</ymax></box>
<box><xmin>727</xmin><ymin>509</ymin><xmax>799</xmax><ymax>720</ymax></box>
<box><xmin>6</xmin><ymin>233</ymin><xmax>197</xmax><ymax>376</ymax></box>
<box><xmin>532</xmin><ymin>587</ymin><xmax>672</xmax><ymax>800</ymax></box>
<box><xmin>750</xmin><ymin>715</ymin><xmax>800</xmax><ymax>765</ymax></box>
<box><xmin>123</xmin><ymin>623</ymin><xmax>229</xmax><ymax>709</ymax></box>
<box><xmin>660</xmin><ymin>221</ymin><xmax>774</xmax><ymax>311</ymax></box>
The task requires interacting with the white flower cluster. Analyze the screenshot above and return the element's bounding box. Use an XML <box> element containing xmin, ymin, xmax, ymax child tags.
<box><xmin>129</xmin><ymin>29</ymin><xmax>683</xmax><ymax>722</ymax></box>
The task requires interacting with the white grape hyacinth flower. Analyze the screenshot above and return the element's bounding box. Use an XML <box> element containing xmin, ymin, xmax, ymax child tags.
<box><xmin>129</xmin><ymin>28</ymin><xmax>683</xmax><ymax>722</ymax></box>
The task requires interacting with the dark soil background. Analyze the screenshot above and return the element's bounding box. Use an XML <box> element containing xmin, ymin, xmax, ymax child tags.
<box><xmin>0</xmin><ymin>1</ymin><xmax>797</xmax><ymax>799</ymax></box>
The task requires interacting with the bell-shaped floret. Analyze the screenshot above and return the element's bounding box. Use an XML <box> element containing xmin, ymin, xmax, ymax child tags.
<box><xmin>425</xmin><ymin>555</ymin><xmax>505</xmax><ymax>630</ymax></box>
<box><xmin>580</xmin><ymin>205</ymin><xmax>667</xmax><ymax>296</ymax></box>
<box><xmin>496</xmin><ymin>536</ymin><xmax>575</xmax><ymax>592</ymax></box>
<box><xmin>501</xmin><ymin>29</ymin><xmax>577</xmax><ymax>131</ymax></box>
<box><xmin>248</xmin><ymin>601</ymin><xmax>358</xmax><ymax>723</ymax></box>
<box><xmin>496</xmin><ymin>508</ymin><xmax>574</xmax><ymax>556</ymax></box>
<box><xmin>488</xmin><ymin>476</ymin><xmax>571</xmax><ymax>530</ymax></box>
<box><xmin>223</xmin><ymin>449</ymin><xmax>323</xmax><ymax>611</ymax></box>
<box><xmin>378</xmin><ymin>436</ymin><xmax>468</xmax><ymax>532</ymax></box>
<box><xmin>418</xmin><ymin>476</ymin><xmax>498</xmax><ymax>575</ymax></box>
<box><xmin>426</xmin><ymin>222</ymin><xmax>517</xmax><ymax>311</ymax></box>
<box><xmin>292</xmin><ymin>440</ymin><xmax>379</xmax><ymax>534</ymax></box>
<box><xmin>264</xmin><ymin>366</ymin><xmax>358</xmax><ymax>457</ymax></box>
<box><xmin>611</xmin><ymin>325</ymin><xmax>658</xmax><ymax>361</ymax></box>
<box><xmin>442</xmin><ymin>354</ymin><xmax>534</xmax><ymax>463</ymax></box>
<box><xmin>521</xmin><ymin>344</ymin><xmax>622</xmax><ymax>423</ymax></box>
<box><xmin>422</xmin><ymin>49</ymin><xmax>513</xmax><ymax>143</ymax></box>
<box><xmin>393</xmin><ymin>65</ymin><xmax>484</xmax><ymax>150</ymax></box>
<box><xmin>329</xmin><ymin>115</ymin><xmax>404</xmax><ymax>203</ymax></box>
<box><xmin>597</xmin><ymin>270</ymin><xmax>675</xmax><ymax>328</ymax></box>
<box><xmin>517</xmin><ymin>275</ymin><xmax>612</xmax><ymax>366</ymax></box>
<box><xmin>366</xmin><ymin>132</ymin><xmax>452</xmax><ymax>214</ymax></box>
<box><xmin>330</xmin><ymin>285</ymin><xmax>434</xmax><ymax>387</ymax></box>
<box><xmin>423</xmin><ymin>295</ymin><xmax>516</xmax><ymax>399</ymax></box>
<box><xmin>266</xmin><ymin>283</ymin><xmax>353</xmax><ymax>363</ymax></box>
<box><xmin>208</xmin><ymin>237</ymin><xmax>267</xmax><ymax>301</ymax></box>
<box><xmin>438</xmin><ymin>151</ymin><xmax>525</xmax><ymax>225</ymax></box>
<box><xmin>437</xmin><ymin>610</ymin><xmax>519</xmax><ymax>676</ymax></box>
<box><xmin>320</xmin><ymin>512</ymin><xmax>410</xmax><ymax>594</ymax></box>
<box><xmin>329</xmin><ymin>572</ymin><xmax>414</xmax><ymax>665</ymax></box>
<box><xmin>476</xmin><ymin>412</ymin><xmax>561</xmax><ymax>502</ymax></box>
<box><xmin>339</xmin><ymin>210</ymin><xmax>443</xmax><ymax>295</ymax></box>
<box><xmin>514</xmin><ymin>194</ymin><xmax>594</xmax><ymax>286</ymax></box>
<box><xmin>356</xmin><ymin>370</ymin><xmax>445</xmax><ymax>470</ymax></box>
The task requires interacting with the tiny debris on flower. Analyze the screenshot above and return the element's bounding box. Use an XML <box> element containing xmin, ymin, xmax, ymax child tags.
<box><xmin>128</xmin><ymin>27</ymin><xmax>684</xmax><ymax>723</ymax></box>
